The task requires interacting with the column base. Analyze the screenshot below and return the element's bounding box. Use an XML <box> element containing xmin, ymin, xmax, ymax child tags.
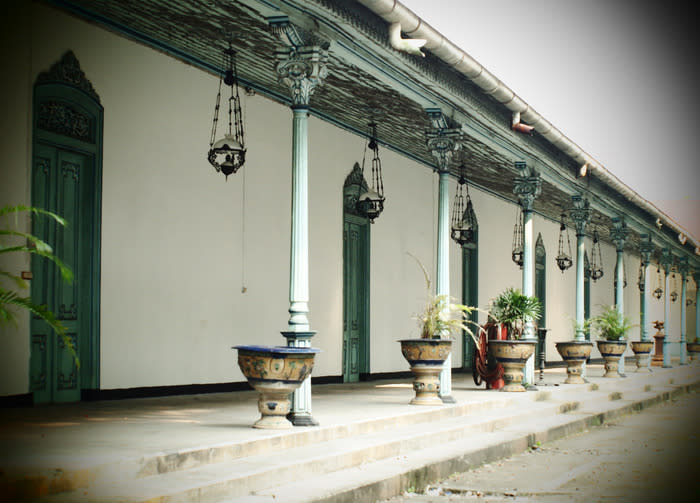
<box><xmin>286</xmin><ymin>412</ymin><xmax>319</xmax><ymax>427</ymax></box>
<box><xmin>439</xmin><ymin>394</ymin><xmax>456</xmax><ymax>404</ymax></box>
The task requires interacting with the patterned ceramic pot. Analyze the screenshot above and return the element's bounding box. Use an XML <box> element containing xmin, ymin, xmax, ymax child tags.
<box><xmin>596</xmin><ymin>340</ymin><xmax>628</xmax><ymax>378</ymax></box>
<box><xmin>630</xmin><ymin>341</ymin><xmax>654</xmax><ymax>372</ymax></box>
<box><xmin>234</xmin><ymin>345</ymin><xmax>320</xmax><ymax>429</ymax></box>
<box><xmin>687</xmin><ymin>342</ymin><xmax>700</xmax><ymax>362</ymax></box>
<box><xmin>399</xmin><ymin>339</ymin><xmax>452</xmax><ymax>405</ymax></box>
<box><xmin>488</xmin><ymin>340</ymin><xmax>536</xmax><ymax>392</ymax></box>
<box><xmin>555</xmin><ymin>341</ymin><xmax>593</xmax><ymax>384</ymax></box>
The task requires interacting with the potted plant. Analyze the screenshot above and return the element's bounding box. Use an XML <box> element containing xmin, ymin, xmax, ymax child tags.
<box><xmin>588</xmin><ymin>306</ymin><xmax>633</xmax><ymax>378</ymax></box>
<box><xmin>399</xmin><ymin>255</ymin><xmax>484</xmax><ymax>405</ymax></box>
<box><xmin>487</xmin><ymin>288</ymin><xmax>542</xmax><ymax>391</ymax></box>
<box><xmin>555</xmin><ymin>321</ymin><xmax>593</xmax><ymax>384</ymax></box>
<box><xmin>629</xmin><ymin>338</ymin><xmax>654</xmax><ymax>372</ymax></box>
<box><xmin>234</xmin><ymin>343</ymin><xmax>321</xmax><ymax>429</ymax></box>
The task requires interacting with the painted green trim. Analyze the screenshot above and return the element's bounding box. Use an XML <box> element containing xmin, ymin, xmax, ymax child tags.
<box><xmin>461</xmin><ymin>229</ymin><xmax>478</xmax><ymax>369</ymax></box>
<box><xmin>32</xmin><ymin>74</ymin><xmax>103</xmax><ymax>398</ymax></box>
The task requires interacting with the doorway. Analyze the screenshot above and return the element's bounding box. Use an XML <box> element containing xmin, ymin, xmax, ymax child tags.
<box><xmin>30</xmin><ymin>52</ymin><xmax>102</xmax><ymax>403</ymax></box>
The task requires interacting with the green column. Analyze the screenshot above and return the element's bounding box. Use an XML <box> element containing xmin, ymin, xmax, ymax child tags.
<box><xmin>679</xmin><ymin>258</ymin><xmax>689</xmax><ymax>364</ymax></box>
<box><xmin>569</xmin><ymin>196</ymin><xmax>591</xmax><ymax>342</ymax></box>
<box><xmin>610</xmin><ymin>217</ymin><xmax>629</xmax><ymax>375</ymax></box>
<box><xmin>661</xmin><ymin>248</ymin><xmax>673</xmax><ymax>368</ymax></box>
<box><xmin>436</xmin><ymin>170</ymin><xmax>454</xmax><ymax>401</ymax></box>
<box><xmin>513</xmin><ymin>162</ymin><xmax>541</xmax><ymax>386</ymax></box>
<box><xmin>638</xmin><ymin>235</ymin><xmax>654</xmax><ymax>345</ymax></box>
<box><xmin>425</xmin><ymin>109</ymin><xmax>461</xmax><ymax>403</ymax></box>
<box><xmin>274</xmin><ymin>27</ymin><xmax>328</xmax><ymax>426</ymax></box>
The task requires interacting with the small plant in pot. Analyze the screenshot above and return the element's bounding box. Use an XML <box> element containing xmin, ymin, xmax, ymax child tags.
<box><xmin>588</xmin><ymin>305</ymin><xmax>634</xmax><ymax>378</ymax></box>
<box><xmin>555</xmin><ymin>321</ymin><xmax>594</xmax><ymax>384</ymax></box>
<box><xmin>399</xmin><ymin>255</ymin><xmax>484</xmax><ymax>405</ymax></box>
<box><xmin>487</xmin><ymin>288</ymin><xmax>542</xmax><ymax>391</ymax></box>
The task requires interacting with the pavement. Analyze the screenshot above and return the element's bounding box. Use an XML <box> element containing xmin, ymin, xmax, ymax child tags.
<box><xmin>1</xmin><ymin>361</ymin><xmax>698</xmax><ymax>502</ymax></box>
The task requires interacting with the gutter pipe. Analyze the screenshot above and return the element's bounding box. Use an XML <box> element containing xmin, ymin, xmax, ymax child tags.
<box><xmin>356</xmin><ymin>0</ymin><xmax>699</xmax><ymax>252</ymax></box>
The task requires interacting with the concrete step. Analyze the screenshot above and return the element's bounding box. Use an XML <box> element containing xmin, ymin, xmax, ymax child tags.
<box><xmin>227</xmin><ymin>383</ymin><xmax>699</xmax><ymax>503</ymax></box>
<box><xmin>15</xmin><ymin>364</ymin><xmax>700</xmax><ymax>503</ymax></box>
<box><xmin>41</xmin><ymin>397</ymin><xmax>572</xmax><ymax>502</ymax></box>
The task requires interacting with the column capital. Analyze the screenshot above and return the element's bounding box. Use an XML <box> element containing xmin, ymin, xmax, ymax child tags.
<box><xmin>678</xmin><ymin>257</ymin><xmax>690</xmax><ymax>277</ymax></box>
<box><xmin>425</xmin><ymin>109</ymin><xmax>462</xmax><ymax>173</ymax></box>
<box><xmin>610</xmin><ymin>216</ymin><xmax>629</xmax><ymax>252</ymax></box>
<box><xmin>569</xmin><ymin>195</ymin><xmax>591</xmax><ymax>236</ymax></box>
<box><xmin>271</xmin><ymin>19</ymin><xmax>329</xmax><ymax>107</ymax></box>
<box><xmin>638</xmin><ymin>233</ymin><xmax>654</xmax><ymax>266</ymax></box>
<box><xmin>660</xmin><ymin>248</ymin><xmax>673</xmax><ymax>273</ymax></box>
<box><xmin>512</xmin><ymin>162</ymin><xmax>541</xmax><ymax>212</ymax></box>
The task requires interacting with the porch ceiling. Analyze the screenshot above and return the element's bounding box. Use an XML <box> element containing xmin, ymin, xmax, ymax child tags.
<box><xmin>48</xmin><ymin>0</ymin><xmax>696</xmax><ymax>263</ymax></box>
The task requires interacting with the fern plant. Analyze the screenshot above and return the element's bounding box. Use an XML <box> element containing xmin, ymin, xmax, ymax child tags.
<box><xmin>587</xmin><ymin>305</ymin><xmax>635</xmax><ymax>341</ymax></box>
<box><xmin>1</xmin><ymin>205</ymin><xmax>78</xmax><ymax>365</ymax></box>
<box><xmin>408</xmin><ymin>253</ymin><xmax>485</xmax><ymax>347</ymax></box>
<box><xmin>488</xmin><ymin>287</ymin><xmax>542</xmax><ymax>340</ymax></box>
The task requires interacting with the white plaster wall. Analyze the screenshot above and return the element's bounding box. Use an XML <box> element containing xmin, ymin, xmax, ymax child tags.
<box><xmin>1</xmin><ymin>1</ymin><xmax>695</xmax><ymax>397</ymax></box>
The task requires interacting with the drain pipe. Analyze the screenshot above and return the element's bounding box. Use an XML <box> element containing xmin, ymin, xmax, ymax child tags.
<box><xmin>356</xmin><ymin>0</ymin><xmax>699</xmax><ymax>251</ymax></box>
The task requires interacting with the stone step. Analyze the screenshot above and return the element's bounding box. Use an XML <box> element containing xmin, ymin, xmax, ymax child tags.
<box><xmin>41</xmin><ymin>396</ymin><xmax>573</xmax><ymax>502</ymax></box>
<box><xmin>222</xmin><ymin>383</ymin><xmax>699</xmax><ymax>503</ymax></box>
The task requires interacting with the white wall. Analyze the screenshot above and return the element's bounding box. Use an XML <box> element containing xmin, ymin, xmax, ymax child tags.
<box><xmin>1</xmin><ymin>1</ymin><xmax>694</xmax><ymax>397</ymax></box>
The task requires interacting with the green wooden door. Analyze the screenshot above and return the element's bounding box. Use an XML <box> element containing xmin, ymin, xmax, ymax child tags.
<box><xmin>30</xmin><ymin>53</ymin><xmax>103</xmax><ymax>403</ymax></box>
<box><xmin>535</xmin><ymin>234</ymin><xmax>546</xmax><ymax>362</ymax></box>
<box><xmin>461</xmin><ymin>236</ymin><xmax>478</xmax><ymax>369</ymax></box>
<box><xmin>343</xmin><ymin>217</ymin><xmax>369</xmax><ymax>382</ymax></box>
<box><xmin>31</xmin><ymin>145</ymin><xmax>97</xmax><ymax>402</ymax></box>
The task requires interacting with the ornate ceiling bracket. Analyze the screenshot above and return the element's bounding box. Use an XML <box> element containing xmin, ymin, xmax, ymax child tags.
<box><xmin>270</xmin><ymin>17</ymin><xmax>330</xmax><ymax>107</ymax></box>
<box><xmin>512</xmin><ymin>161</ymin><xmax>541</xmax><ymax>212</ymax></box>
<box><xmin>610</xmin><ymin>216</ymin><xmax>629</xmax><ymax>252</ymax></box>
<box><xmin>569</xmin><ymin>195</ymin><xmax>591</xmax><ymax>237</ymax></box>
<box><xmin>425</xmin><ymin>109</ymin><xmax>462</xmax><ymax>173</ymax></box>
<box><xmin>660</xmin><ymin>248</ymin><xmax>673</xmax><ymax>274</ymax></box>
<box><xmin>639</xmin><ymin>234</ymin><xmax>654</xmax><ymax>267</ymax></box>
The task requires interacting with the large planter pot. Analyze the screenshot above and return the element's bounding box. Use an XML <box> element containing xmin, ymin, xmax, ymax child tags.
<box><xmin>687</xmin><ymin>342</ymin><xmax>700</xmax><ymax>362</ymax></box>
<box><xmin>488</xmin><ymin>340</ymin><xmax>536</xmax><ymax>392</ymax></box>
<box><xmin>630</xmin><ymin>341</ymin><xmax>654</xmax><ymax>372</ymax></box>
<box><xmin>399</xmin><ymin>339</ymin><xmax>452</xmax><ymax>405</ymax></box>
<box><xmin>555</xmin><ymin>341</ymin><xmax>593</xmax><ymax>384</ymax></box>
<box><xmin>596</xmin><ymin>340</ymin><xmax>628</xmax><ymax>378</ymax></box>
<box><xmin>234</xmin><ymin>345</ymin><xmax>320</xmax><ymax>429</ymax></box>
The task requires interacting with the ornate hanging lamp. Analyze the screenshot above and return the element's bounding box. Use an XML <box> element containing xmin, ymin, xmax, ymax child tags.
<box><xmin>637</xmin><ymin>261</ymin><xmax>645</xmax><ymax>293</ymax></box>
<box><xmin>357</xmin><ymin>122</ymin><xmax>385</xmax><ymax>223</ymax></box>
<box><xmin>450</xmin><ymin>161</ymin><xmax>477</xmax><ymax>246</ymax></box>
<box><xmin>208</xmin><ymin>41</ymin><xmax>246</xmax><ymax>180</ymax></box>
<box><xmin>590</xmin><ymin>229</ymin><xmax>604</xmax><ymax>281</ymax></box>
<box><xmin>670</xmin><ymin>271</ymin><xmax>678</xmax><ymax>303</ymax></box>
<box><xmin>511</xmin><ymin>205</ymin><xmax>524</xmax><ymax>267</ymax></box>
<box><xmin>653</xmin><ymin>264</ymin><xmax>663</xmax><ymax>299</ymax></box>
<box><xmin>555</xmin><ymin>212</ymin><xmax>573</xmax><ymax>273</ymax></box>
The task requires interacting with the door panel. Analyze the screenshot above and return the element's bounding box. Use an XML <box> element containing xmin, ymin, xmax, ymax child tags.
<box><xmin>30</xmin><ymin>144</ymin><xmax>91</xmax><ymax>403</ymax></box>
<box><xmin>343</xmin><ymin>219</ymin><xmax>369</xmax><ymax>382</ymax></box>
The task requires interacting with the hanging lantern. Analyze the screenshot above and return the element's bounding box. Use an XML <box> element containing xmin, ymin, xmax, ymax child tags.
<box><xmin>450</xmin><ymin>162</ymin><xmax>477</xmax><ymax>246</ymax></box>
<box><xmin>670</xmin><ymin>272</ymin><xmax>678</xmax><ymax>303</ymax></box>
<box><xmin>357</xmin><ymin>122</ymin><xmax>385</xmax><ymax>223</ymax></box>
<box><xmin>653</xmin><ymin>265</ymin><xmax>663</xmax><ymax>299</ymax></box>
<box><xmin>590</xmin><ymin>229</ymin><xmax>604</xmax><ymax>281</ymax></box>
<box><xmin>555</xmin><ymin>212</ymin><xmax>573</xmax><ymax>273</ymax></box>
<box><xmin>208</xmin><ymin>41</ymin><xmax>246</xmax><ymax>180</ymax></box>
<box><xmin>637</xmin><ymin>262</ymin><xmax>645</xmax><ymax>293</ymax></box>
<box><xmin>511</xmin><ymin>205</ymin><xmax>523</xmax><ymax>267</ymax></box>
